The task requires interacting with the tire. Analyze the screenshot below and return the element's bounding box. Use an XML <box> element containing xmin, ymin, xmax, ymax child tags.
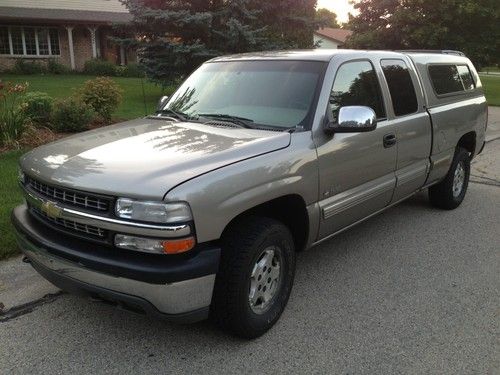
<box><xmin>429</xmin><ymin>147</ymin><xmax>470</xmax><ymax>210</ymax></box>
<box><xmin>210</xmin><ymin>216</ymin><xmax>296</xmax><ymax>339</ymax></box>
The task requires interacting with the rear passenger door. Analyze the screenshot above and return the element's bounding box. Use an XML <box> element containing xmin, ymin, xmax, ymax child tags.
<box><xmin>379</xmin><ymin>58</ymin><xmax>432</xmax><ymax>202</ymax></box>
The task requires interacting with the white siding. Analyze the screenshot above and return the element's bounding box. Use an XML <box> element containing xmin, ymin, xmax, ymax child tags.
<box><xmin>314</xmin><ymin>35</ymin><xmax>340</xmax><ymax>49</ymax></box>
<box><xmin>0</xmin><ymin>0</ymin><xmax>128</xmax><ymax>13</ymax></box>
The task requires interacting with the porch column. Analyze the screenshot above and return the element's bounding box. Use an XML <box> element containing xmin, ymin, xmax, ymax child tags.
<box><xmin>119</xmin><ymin>44</ymin><xmax>126</xmax><ymax>66</ymax></box>
<box><xmin>87</xmin><ymin>26</ymin><xmax>98</xmax><ymax>58</ymax></box>
<box><xmin>65</xmin><ymin>26</ymin><xmax>75</xmax><ymax>70</ymax></box>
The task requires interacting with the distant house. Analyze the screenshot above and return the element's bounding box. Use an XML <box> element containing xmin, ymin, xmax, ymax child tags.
<box><xmin>0</xmin><ymin>0</ymin><xmax>134</xmax><ymax>71</ymax></box>
<box><xmin>314</xmin><ymin>28</ymin><xmax>352</xmax><ymax>49</ymax></box>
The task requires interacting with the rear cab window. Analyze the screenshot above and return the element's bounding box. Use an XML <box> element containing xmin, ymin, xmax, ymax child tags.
<box><xmin>428</xmin><ymin>64</ymin><xmax>475</xmax><ymax>95</ymax></box>
<box><xmin>380</xmin><ymin>59</ymin><xmax>419</xmax><ymax>116</ymax></box>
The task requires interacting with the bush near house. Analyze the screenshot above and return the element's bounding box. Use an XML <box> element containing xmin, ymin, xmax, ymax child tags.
<box><xmin>83</xmin><ymin>59</ymin><xmax>117</xmax><ymax>76</ymax></box>
<box><xmin>78</xmin><ymin>77</ymin><xmax>123</xmax><ymax>122</ymax></box>
<box><xmin>51</xmin><ymin>97</ymin><xmax>95</xmax><ymax>132</ymax></box>
<box><xmin>0</xmin><ymin>82</ymin><xmax>31</xmax><ymax>147</ymax></box>
<box><xmin>13</xmin><ymin>60</ymin><xmax>46</xmax><ymax>75</ymax></box>
<box><xmin>21</xmin><ymin>92</ymin><xmax>54</xmax><ymax>125</ymax></box>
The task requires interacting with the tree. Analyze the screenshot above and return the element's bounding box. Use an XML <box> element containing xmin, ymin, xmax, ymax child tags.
<box><xmin>119</xmin><ymin>0</ymin><xmax>265</xmax><ymax>83</ymax></box>
<box><xmin>345</xmin><ymin>0</ymin><xmax>500</xmax><ymax>67</ymax></box>
<box><xmin>119</xmin><ymin>0</ymin><xmax>320</xmax><ymax>84</ymax></box>
<box><xmin>316</xmin><ymin>8</ymin><xmax>339</xmax><ymax>28</ymax></box>
<box><xmin>253</xmin><ymin>0</ymin><xmax>320</xmax><ymax>49</ymax></box>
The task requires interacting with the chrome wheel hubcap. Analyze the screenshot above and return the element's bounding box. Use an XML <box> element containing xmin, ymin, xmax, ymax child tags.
<box><xmin>249</xmin><ymin>247</ymin><xmax>281</xmax><ymax>314</ymax></box>
<box><xmin>453</xmin><ymin>162</ymin><xmax>465</xmax><ymax>198</ymax></box>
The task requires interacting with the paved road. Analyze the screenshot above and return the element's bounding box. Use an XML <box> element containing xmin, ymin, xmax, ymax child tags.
<box><xmin>1</xmin><ymin>158</ymin><xmax>499</xmax><ymax>374</ymax></box>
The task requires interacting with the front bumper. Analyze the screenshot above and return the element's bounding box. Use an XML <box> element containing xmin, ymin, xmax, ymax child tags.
<box><xmin>12</xmin><ymin>205</ymin><xmax>220</xmax><ymax>322</ymax></box>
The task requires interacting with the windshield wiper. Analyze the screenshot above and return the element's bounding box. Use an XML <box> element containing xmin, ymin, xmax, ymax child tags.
<box><xmin>197</xmin><ymin>113</ymin><xmax>256</xmax><ymax>129</ymax></box>
<box><xmin>155</xmin><ymin>108</ymin><xmax>189</xmax><ymax>121</ymax></box>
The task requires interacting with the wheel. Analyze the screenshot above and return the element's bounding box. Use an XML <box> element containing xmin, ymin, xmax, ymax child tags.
<box><xmin>429</xmin><ymin>147</ymin><xmax>470</xmax><ymax>210</ymax></box>
<box><xmin>210</xmin><ymin>216</ymin><xmax>296</xmax><ymax>339</ymax></box>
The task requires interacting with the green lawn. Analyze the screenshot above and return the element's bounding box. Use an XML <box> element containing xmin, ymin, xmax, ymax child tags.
<box><xmin>481</xmin><ymin>75</ymin><xmax>500</xmax><ymax>106</ymax></box>
<box><xmin>1</xmin><ymin>74</ymin><xmax>175</xmax><ymax>119</ymax></box>
<box><xmin>0</xmin><ymin>150</ymin><xmax>24</xmax><ymax>260</ymax></box>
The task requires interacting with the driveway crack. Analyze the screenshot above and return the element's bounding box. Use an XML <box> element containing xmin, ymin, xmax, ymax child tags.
<box><xmin>0</xmin><ymin>291</ymin><xmax>64</xmax><ymax>323</ymax></box>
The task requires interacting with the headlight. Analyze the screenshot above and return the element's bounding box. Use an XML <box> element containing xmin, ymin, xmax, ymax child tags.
<box><xmin>115</xmin><ymin>198</ymin><xmax>192</xmax><ymax>224</ymax></box>
<box><xmin>114</xmin><ymin>234</ymin><xmax>196</xmax><ymax>254</ymax></box>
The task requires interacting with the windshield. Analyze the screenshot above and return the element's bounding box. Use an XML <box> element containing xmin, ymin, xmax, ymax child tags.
<box><xmin>162</xmin><ymin>60</ymin><xmax>327</xmax><ymax>129</ymax></box>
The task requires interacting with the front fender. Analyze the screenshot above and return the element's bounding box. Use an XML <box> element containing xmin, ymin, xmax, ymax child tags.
<box><xmin>165</xmin><ymin>132</ymin><xmax>319</xmax><ymax>243</ymax></box>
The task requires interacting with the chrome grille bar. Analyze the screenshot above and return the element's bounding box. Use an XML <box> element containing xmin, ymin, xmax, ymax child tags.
<box><xmin>26</xmin><ymin>177</ymin><xmax>110</xmax><ymax>212</ymax></box>
<box><xmin>32</xmin><ymin>207</ymin><xmax>107</xmax><ymax>238</ymax></box>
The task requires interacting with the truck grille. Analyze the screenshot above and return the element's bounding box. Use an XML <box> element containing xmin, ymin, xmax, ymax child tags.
<box><xmin>26</xmin><ymin>176</ymin><xmax>111</xmax><ymax>213</ymax></box>
<box><xmin>31</xmin><ymin>206</ymin><xmax>107</xmax><ymax>238</ymax></box>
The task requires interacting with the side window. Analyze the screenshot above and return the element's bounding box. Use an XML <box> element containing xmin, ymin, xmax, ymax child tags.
<box><xmin>330</xmin><ymin>61</ymin><xmax>386</xmax><ymax>121</ymax></box>
<box><xmin>381</xmin><ymin>59</ymin><xmax>418</xmax><ymax>116</ymax></box>
<box><xmin>457</xmin><ymin>65</ymin><xmax>475</xmax><ymax>90</ymax></box>
<box><xmin>428</xmin><ymin>64</ymin><xmax>465</xmax><ymax>95</ymax></box>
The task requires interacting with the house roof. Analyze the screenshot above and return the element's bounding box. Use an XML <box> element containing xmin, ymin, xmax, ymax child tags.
<box><xmin>0</xmin><ymin>0</ymin><xmax>131</xmax><ymax>24</ymax></box>
<box><xmin>314</xmin><ymin>28</ymin><xmax>352</xmax><ymax>44</ymax></box>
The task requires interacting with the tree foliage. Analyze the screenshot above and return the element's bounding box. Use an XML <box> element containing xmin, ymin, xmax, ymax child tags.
<box><xmin>119</xmin><ymin>0</ymin><xmax>319</xmax><ymax>84</ymax></box>
<box><xmin>316</xmin><ymin>8</ymin><xmax>339</xmax><ymax>28</ymax></box>
<box><xmin>345</xmin><ymin>0</ymin><xmax>500</xmax><ymax>67</ymax></box>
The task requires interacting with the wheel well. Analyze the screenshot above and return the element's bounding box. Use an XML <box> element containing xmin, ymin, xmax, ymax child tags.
<box><xmin>457</xmin><ymin>131</ymin><xmax>476</xmax><ymax>155</ymax></box>
<box><xmin>222</xmin><ymin>195</ymin><xmax>309</xmax><ymax>251</ymax></box>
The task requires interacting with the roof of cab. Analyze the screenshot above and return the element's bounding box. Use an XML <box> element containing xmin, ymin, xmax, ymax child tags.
<box><xmin>208</xmin><ymin>49</ymin><xmax>404</xmax><ymax>62</ymax></box>
<box><xmin>207</xmin><ymin>49</ymin><xmax>472</xmax><ymax>65</ymax></box>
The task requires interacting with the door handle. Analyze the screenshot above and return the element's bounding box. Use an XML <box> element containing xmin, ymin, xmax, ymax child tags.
<box><xmin>383</xmin><ymin>133</ymin><xmax>397</xmax><ymax>148</ymax></box>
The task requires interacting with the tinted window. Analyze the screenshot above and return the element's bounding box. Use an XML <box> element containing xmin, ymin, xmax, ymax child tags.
<box><xmin>381</xmin><ymin>59</ymin><xmax>418</xmax><ymax>116</ymax></box>
<box><xmin>330</xmin><ymin>61</ymin><xmax>386</xmax><ymax>121</ymax></box>
<box><xmin>164</xmin><ymin>60</ymin><xmax>326</xmax><ymax>129</ymax></box>
<box><xmin>457</xmin><ymin>65</ymin><xmax>475</xmax><ymax>90</ymax></box>
<box><xmin>429</xmin><ymin>65</ymin><xmax>464</xmax><ymax>95</ymax></box>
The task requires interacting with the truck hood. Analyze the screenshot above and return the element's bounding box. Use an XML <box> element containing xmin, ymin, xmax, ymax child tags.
<box><xmin>20</xmin><ymin>118</ymin><xmax>291</xmax><ymax>199</ymax></box>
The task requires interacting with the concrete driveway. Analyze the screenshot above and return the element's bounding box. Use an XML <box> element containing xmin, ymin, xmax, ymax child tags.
<box><xmin>1</xmin><ymin>111</ymin><xmax>499</xmax><ymax>374</ymax></box>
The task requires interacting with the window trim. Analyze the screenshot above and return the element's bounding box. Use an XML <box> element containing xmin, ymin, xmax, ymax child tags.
<box><xmin>427</xmin><ymin>63</ymin><xmax>476</xmax><ymax>98</ymax></box>
<box><xmin>328</xmin><ymin>58</ymin><xmax>387</xmax><ymax>121</ymax></box>
<box><xmin>380</xmin><ymin>58</ymin><xmax>419</xmax><ymax>118</ymax></box>
<box><xmin>0</xmin><ymin>25</ymin><xmax>61</xmax><ymax>57</ymax></box>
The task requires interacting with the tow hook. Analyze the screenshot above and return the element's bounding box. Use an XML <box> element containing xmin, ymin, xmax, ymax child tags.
<box><xmin>22</xmin><ymin>256</ymin><xmax>31</xmax><ymax>264</ymax></box>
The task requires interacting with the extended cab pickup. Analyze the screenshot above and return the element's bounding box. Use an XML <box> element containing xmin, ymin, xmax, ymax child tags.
<box><xmin>12</xmin><ymin>50</ymin><xmax>488</xmax><ymax>338</ymax></box>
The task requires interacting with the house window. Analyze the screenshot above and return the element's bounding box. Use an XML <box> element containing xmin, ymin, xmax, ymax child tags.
<box><xmin>0</xmin><ymin>26</ymin><xmax>61</xmax><ymax>56</ymax></box>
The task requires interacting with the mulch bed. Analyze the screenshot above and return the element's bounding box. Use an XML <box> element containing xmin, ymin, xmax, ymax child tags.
<box><xmin>0</xmin><ymin>118</ymin><xmax>121</xmax><ymax>155</ymax></box>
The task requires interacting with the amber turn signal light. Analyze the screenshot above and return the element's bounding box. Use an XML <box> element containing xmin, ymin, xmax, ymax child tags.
<box><xmin>162</xmin><ymin>237</ymin><xmax>196</xmax><ymax>254</ymax></box>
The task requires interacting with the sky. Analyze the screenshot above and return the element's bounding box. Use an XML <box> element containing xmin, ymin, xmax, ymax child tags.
<box><xmin>316</xmin><ymin>0</ymin><xmax>356</xmax><ymax>24</ymax></box>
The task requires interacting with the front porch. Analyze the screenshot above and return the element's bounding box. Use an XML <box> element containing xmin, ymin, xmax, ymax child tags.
<box><xmin>0</xmin><ymin>23</ymin><xmax>135</xmax><ymax>72</ymax></box>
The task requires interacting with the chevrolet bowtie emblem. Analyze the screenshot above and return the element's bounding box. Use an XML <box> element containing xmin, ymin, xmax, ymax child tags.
<box><xmin>41</xmin><ymin>200</ymin><xmax>62</xmax><ymax>219</ymax></box>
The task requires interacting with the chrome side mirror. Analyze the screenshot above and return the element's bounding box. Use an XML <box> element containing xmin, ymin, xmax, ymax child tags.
<box><xmin>157</xmin><ymin>95</ymin><xmax>169</xmax><ymax>111</ymax></box>
<box><xmin>325</xmin><ymin>106</ymin><xmax>377</xmax><ymax>134</ymax></box>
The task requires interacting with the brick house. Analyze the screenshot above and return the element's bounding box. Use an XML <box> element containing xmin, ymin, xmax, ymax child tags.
<box><xmin>0</xmin><ymin>0</ymin><xmax>135</xmax><ymax>71</ymax></box>
<box><xmin>314</xmin><ymin>28</ymin><xmax>352</xmax><ymax>49</ymax></box>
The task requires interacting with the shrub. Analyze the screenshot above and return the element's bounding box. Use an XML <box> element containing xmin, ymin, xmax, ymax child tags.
<box><xmin>47</xmin><ymin>59</ymin><xmax>69</xmax><ymax>74</ymax></box>
<box><xmin>51</xmin><ymin>98</ymin><xmax>95</xmax><ymax>132</ymax></box>
<box><xmin>0</xmin><ymin>81</ymin><xmax>31</xmax><ymax>146</ymax></box>
<box><xmin>21</xmin><ymin>92</ymin><xmax>53</xmax><ymax>125</ymax></box>
<box><xmin>77</xmin><ymin>77</ymin><xmax>122</xmax><ymax>122</ymax></box>
<box><xmin>83</xmin><ymin>59</ymin><xmax>117</xmax><ymax>76</ymax></box>
<box><xmin>13</xmin><ymin>59</ymin><xmax>46</xmax><ymax>74</ymax></box>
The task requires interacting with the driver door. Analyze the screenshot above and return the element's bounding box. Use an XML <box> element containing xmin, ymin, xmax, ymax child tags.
<box><xmin>314</xmin><ymin>59</ymin><xmax>398</xmax><ymax>238</ymax></box>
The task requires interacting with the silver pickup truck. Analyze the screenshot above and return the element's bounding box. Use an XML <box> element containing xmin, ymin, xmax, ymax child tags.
<box><xmin>12</xmin><ymin>50</ymin><xmax>487</xmax><ymax>338</ymax></box>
